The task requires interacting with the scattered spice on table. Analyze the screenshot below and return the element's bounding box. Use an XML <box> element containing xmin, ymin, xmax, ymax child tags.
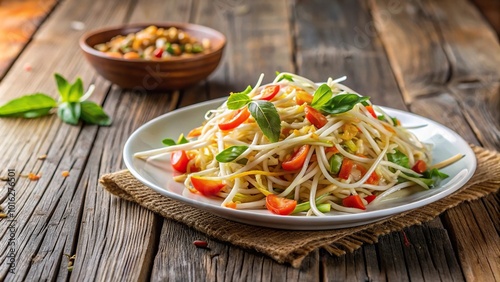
<box><xmin>28</xmin><ymin>173</ymin><xmax>41</xmax><ymax>181</ymax></box>
<box><xmin>193</xmin><ymin>240</ymin><xmax>208</xmax><ymax>248</ymax></box>
<box><xmin>24</xmin><ymin>63</ymin><xmax>32</xmax><ymax>72</ymax></box>
<box><xmin>64</xmin><ymin>254</ymin><xmax>76</xmax><ymax>272</ymax></box>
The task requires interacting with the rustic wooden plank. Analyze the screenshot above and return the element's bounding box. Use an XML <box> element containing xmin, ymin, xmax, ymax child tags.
<box><xmin>369</xmin><ymin>0</ymin><xmax>451</xmax><ymax>101</ymax></box>
<box><xmin>423</xmin><ymin>0</ymin><xmax>500</xmax><ymax>84</ymax></box>
<box><xmin>376</xmin><ymin>231</ymin><xmax>411</xmax><ymax>281</ymax></box>
<box><xmin>422</xmin><ymin>219</ymin><xmax>465</xmax><ymax>281</ymax></box>
<box><xmin>294</xmin><ymin>0</ymin><xmax>407</xmax><ymax>110</ymax></box>
<box><xmin>293</xmin><ymin>0</ymin><xmax>463</xmax><ymax>280</ymax></box>
<box><xmin>0</xmin><ymin>0</ymin><xmax>59</xmax><ymax>80</ymax></box>
<box><xmin>409</xmin><ymin>93</ymin><xmax>481</xmax><ymax>146</ymax></box>
<box><xmin>443</xmin><ymin>195</ymin><xmax>500</xmax><ymax>282</ymax></box>
<box><xmin>406</xmin><ymin>225</ymin><xmax>464</xmax><ymax>281</ymax></box>
<box><xmin>450</xmin><ymin>83</ymin><xmax>500</xmax><ymax>150</ymax></box>
<box><xmin>152</xmin><ymin>219</ymin><xmax>319</xmax><ymax>281</ymax></box>
<box><xmin>0</xmin><ymin>0</ymin><xmax>144</xmax><ymax>280</ymax></box>
<box><xmin>194</xmin><ymin>0</ymin><xmax>295</xmax><ymax>96</ymax></box>
<box><xmin>370</xmin><ymin>0</ymin><xmax>500</xmax><ymax>279</ymax></box>
<box><xmin>320</xmin><ymin>248</ymin><xmax>371</xmax><ymax>281</ymax></box>
<box><xmin>70</xmin><ymin>82</ymin><xmax>181</xmax><ymax>280</ymax></box>
<box><xmin>129</xmin><ymin>0</ymin><xmax>315</xmax><ymax>280</ymax></box>
<box><xmin>407</xmin><ymin>93</ymin><xmax>499</xmax><ymax>282</ymax></box>
<box><xmin>370</xmin><ymin>0</ymin><xmax>500</xmax><ymax>102</ymax></box>
<box><xmin>363</xmin><ymin>244</ymin><xmax>386</xmax><ymax>281</ymax></box>
<box><xmin>471</xmin><ymin>0</ymin><xmax>500</xmax><ymax>36</ymax></box>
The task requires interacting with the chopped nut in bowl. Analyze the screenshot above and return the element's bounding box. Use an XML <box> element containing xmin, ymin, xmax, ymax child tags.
<box><xmin>79</xmin><ymin>22</ymin><xmax>226</xmax><ymax>90</ymax></box>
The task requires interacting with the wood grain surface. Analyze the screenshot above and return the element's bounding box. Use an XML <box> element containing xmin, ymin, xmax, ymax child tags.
<box><xmin>0</xmin><ymin>0</ymin><xmax>59</xmax><ymax>80</ymax></box>
<box><xmin>0</xmin><ymin>0</ymin><xmax>498</xmax><ymax>281</ymax></box>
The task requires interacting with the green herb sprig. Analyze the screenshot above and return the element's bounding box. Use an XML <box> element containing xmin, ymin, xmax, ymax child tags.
<box><xmin>311</xmin><ymin>83</ymin><xmax>369</xmax><ymax>115</ymax></box>
<box><xmin>0</xmin><ymin>74</ymin><xmax>111</xmax><ymax>126</ymax></box>
<box><xmin>162</xmin><ymin>134</ymin><xmax>189</xmax><ymax>146</ymax></box>
<box><xmin>227</xmin><ymin>88</ymin><xmax>281</xmax><ymax>143</ymax></box>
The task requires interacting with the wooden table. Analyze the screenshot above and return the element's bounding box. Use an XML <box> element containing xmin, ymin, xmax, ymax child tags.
<box><xmin>1</xmin><ymin>0</ymin><xmax>499</xmax><ymax>281</ymax></box>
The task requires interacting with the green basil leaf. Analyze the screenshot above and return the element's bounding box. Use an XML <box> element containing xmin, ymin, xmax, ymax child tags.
<box><xmin>80</xmin><ymin>101</ymin><xmax>112</xmax><ymax>126</ymax></box>
<box><xmin>422</xmin><ymin>168</ymin><xmax>449</xmax><ymax>188</ymax></box>
<box><xmin>387</xmin><ymin>150</ymin><xmax>410</xmax><ymax>168</ymax></box>
<box><xmin>232</xmin><ymin>85</ymin><xmax>253</xmax><ymax>95</ymax></box>
<box><xmin>227</xmin><ymin>93</ymin><xmax>251</xmax><ymax>110</ymax></box>
<box><xmin>311</xmin><ymin>84</ymin><xmax>332</xmax><ymax>109</ymax></box>
<box><xmin>322</xmin><ymin>94</ymin><xmax>369</xmax><ymax>114</ymax></box>
<box><xmin>57</xmin><ymin>102</ymin><xmax>81</xmax><ymax>125</ymax></box>
<box><xmin>216</xmin><ymin>145</ymin><xmax>248</xmax><ymax>163</ymax></box>
<box><xmin>276</xmin><ymin>71</ymin><xmax>294</xmax><ymax>82</ymax></box>
<box><xmin>0</xmin><ymin>93</ymin><xmax>56</xmax><ymax>118</ymax></box>
<box><xmin>163</xmin><ymin>135</ymin><xmax>188</xmax><ymax>146</ymax></box>
<box><xmin>68</xmin><ymin>78</ymin><xmax>84</xmax><ymax>102</ymax></box>
<box><xmin>162</xmin><ymin>138</ymin><xmax>176</xmax><ymax>146</ymax></box>
<box><xmin>55</xmin><ymin>73</ymin><xmax>71</xmax><ymax>101</ymax></box>
<box><xmin>248</xmin><ymin>101</ymin><xmax>281</xmax><ymax>143</ymax></box>
<box><xmin>177</xmin><ymin>134</ymin><xmax>189</xmax><ymax>144</ymax></box>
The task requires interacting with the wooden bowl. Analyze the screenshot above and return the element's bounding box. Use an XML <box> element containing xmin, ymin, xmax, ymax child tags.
<box><xmin>79</xmin><ymin>22</ymin><xmax>226</xmax><ymax>90</ymax></box>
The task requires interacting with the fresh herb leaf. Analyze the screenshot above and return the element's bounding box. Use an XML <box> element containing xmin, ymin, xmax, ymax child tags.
<box><xmin>311</xmin><ymin>84</ymin><xmax>332</xmax><ymax>109</ymax></box>
<box><xmin>398</xmin><ymin>168</ymin><xmax>448</xmax><ymax>189</ymax></box>
<box><xmin>55</xmin><ymin>73</ymin><xmax>71</xmax><ymax>101</ymax></box>
<box><xmin>387</xmin><ymin>150</ymin><xmax>410</xmax><ymax>168</ymax></box>
<box><xmin>57</xmin><ymin>102</ymin><xmax>81</xmax><ymax>125</ymax></box>
<box><xmin>275</xmin><ymin>71</ymin><xmax>294</xmax><ymax>82</ymax></box>
<box><xmin>67</xmin><ymin>78</ymin><xmax>84</xmax><ymax>102</ymax></box>
<box><xmin>216</xmin><ymin>145</ymin><xmax>248</xmax><ymax>163</ymax></box>
<box><xmin>162</xmin><ymin>138</ymin><xmax>177</xmax><ymax>146</ymax></box>
<box><xmin>0</xmin><ymin>74</ymin><xmax>112</xmax><ymax>126</ymax></box>
<box><xmin>321</xmin><ymin>94</ymin><xmax>369</xmax><ymax>114</ymax></box>
<box><xmin>422</xmin><ymin>168</ymin><xmax>449</xmax><ymax>188</ymax></box>
<box><xmin>80</xmin><ymin>101</ymin><xmax>111</xmax><ymax>126</ymax></box>
<box><xmin>232</xmin><ymin>85</ymin><xmax>253</xmax><ymax>96</ymax></box>
<box><xmin>0</xmin><ymin>93</ymin><xmax>56</xmax><ymax>118</ymax></box>
<box><xmin>177</xmin><ymin>134</ymin><xmax>189</xmax><ymax>144</ymax></box>
<box><xmin>248</xmin><ymin>101</ymin><xmax>281</xmax><ymax>143</ymax></box>
<box><xmin>163</xmin><ymin>134</ymin><xmax>189</xmax><ymax>146</ymax></box>
<box><xmin>227</xmin><ymin>93</ymin><xmax>251</xmax><ymax>110</ymax></box>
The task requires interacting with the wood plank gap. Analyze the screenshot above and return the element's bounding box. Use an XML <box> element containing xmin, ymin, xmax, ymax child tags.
<box><xmin>286</xmin><ymin>0</ymin><xmax>298</xmax><ymax>73</ymax></box>
<box><xmin>418</xmin><ymin>0</ymin><xmax>454</xmax><ymax>86</ymax></box>
<box><xmin>123</xmin><ymin>0</ymin><xmax>139</xmax><ymax>24</ymax></box>
<box><xmin>189</xmin><ymin>0</ymin><xmax>198</xmax><ymax>23</ymax></box>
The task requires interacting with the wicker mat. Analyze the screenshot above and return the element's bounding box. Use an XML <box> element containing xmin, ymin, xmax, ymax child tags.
<box><xmin>100</xmin><ymin>145</ymin><xmax>500</xmax><ymax>268</ymax></box>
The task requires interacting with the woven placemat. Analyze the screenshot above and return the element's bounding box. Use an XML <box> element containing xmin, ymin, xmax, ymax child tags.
<box><xmin>100</xmin><ymin>145</ymin><xmax>500</xmax><ymax>268</ymax></box>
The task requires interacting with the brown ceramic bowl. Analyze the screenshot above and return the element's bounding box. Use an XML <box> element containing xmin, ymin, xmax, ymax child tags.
<box><xmin>79</xmin><ymin>22</ymin><xmax>226</xmax><ymax>90</ymax></box>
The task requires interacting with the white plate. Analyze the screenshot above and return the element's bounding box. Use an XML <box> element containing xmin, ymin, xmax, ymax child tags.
<box><xmin>123</xmin><ymin>98</ymin><xmax>476</xmax><ymax>230</ymax></box>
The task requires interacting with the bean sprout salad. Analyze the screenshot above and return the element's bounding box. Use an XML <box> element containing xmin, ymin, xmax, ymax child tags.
<box><xmin>135</xmin><ymin>73</ymin><xmax>461</xmax><ymax>216</ymax></box>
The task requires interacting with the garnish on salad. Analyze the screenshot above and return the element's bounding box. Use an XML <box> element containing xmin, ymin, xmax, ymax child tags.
<box><xmin>134</xmin><ymin>72</ymin><xmax>463</xmax><ymax>216</ymax></box>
